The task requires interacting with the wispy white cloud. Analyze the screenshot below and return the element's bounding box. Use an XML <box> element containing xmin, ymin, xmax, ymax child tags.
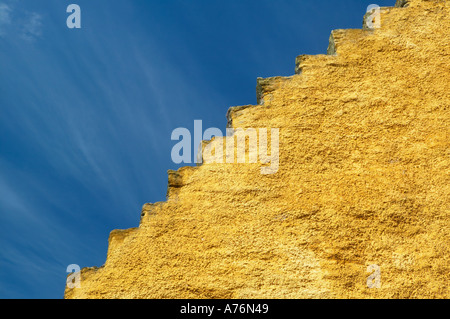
<box><xmin>0</xmin><ymin>2</ymin><xmax>43</xmax><ymax>40</ymax></box>
<box><xmin>21</xmin><ymin>12</ymin><xmax>42</xmax><ymax>41</ymax></box>
<box><xmin>0</xmin><ymin>3</ymin><xmax>11</xmax><ymax>23</ymax></box>
<box><xmin>0</xmin><ymin>3</ymin><xmax>12</xmax><ymax>36</ymax></box>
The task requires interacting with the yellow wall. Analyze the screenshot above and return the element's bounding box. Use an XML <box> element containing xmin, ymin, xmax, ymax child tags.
<box><xmin>65</xmin><ymin>0</ymin><xmax>449</xmax><ymax>299</ymax></box>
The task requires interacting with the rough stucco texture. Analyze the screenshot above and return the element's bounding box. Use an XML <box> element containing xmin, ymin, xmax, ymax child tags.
<box><xmin>65</xmin><ymin>0</ymin><xmax>449</xmax><ymax>299</ymax></box>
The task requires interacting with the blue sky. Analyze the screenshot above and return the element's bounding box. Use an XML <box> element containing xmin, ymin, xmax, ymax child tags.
<box><xmin>0</xmin><ymin>0</ymin><xmax>395</xmax><ymax>299</ymax></box>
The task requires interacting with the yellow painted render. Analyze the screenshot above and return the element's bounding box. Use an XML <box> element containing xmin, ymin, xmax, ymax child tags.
<box><xmin>65</xmin><ymin>0</ymin><xmax>449</xmax><ymax>299</ymax></box>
